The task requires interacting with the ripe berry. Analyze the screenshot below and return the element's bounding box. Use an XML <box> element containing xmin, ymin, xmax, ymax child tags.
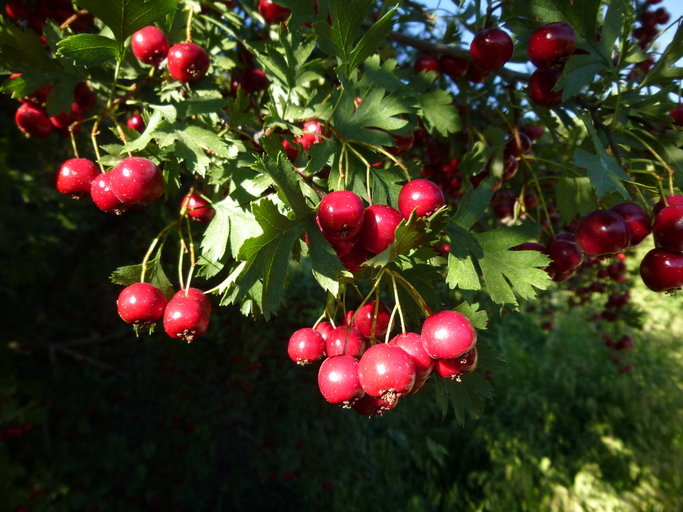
<box><xmin>258</xmin><ymin>0</ymin><xmax>290</xmax><ymax>24</ymax></box>
<box><xmin>414</xmin><ymin>54</ymin><xmax>440</xmax><ymax>74</ymax></box>
<box><xmin>288</xmin><ymin>328</ymin><xmax>326</xmax><ymax>364</ymax></box>
<box><xmin>389</xmin><ymin>332</ymin><xmax>434</xmax><ymax>381</ymax></box>
<box><xmin>670</xmin><ymin>106</ymin><xmax>683</xmax><ymax>127</ymax></box>
<box><xmin>639</xmin><ymin>248</ymin><xmax>683</xmax><ymax>292</ymax></box>
<box><xmin>163</xmin><ymin>297</ymin><xmax>210</xmax><ymax>342</ymax></box>
<box><xmin>56</xmin><ymin>158</ymin><xmax>99</xmax><ymax>199</ymax></box>
<box><xmin>615</xmin><ymin>335</ymin><xmax>634</xmax><ymax>351</ymax></box>
<box><xmin>434</xmin><ymin>347</ymin><xmax>478</xmax><ymax>380</ymax></box>
<box><xmin>110</xmin><ymin>157</ymin><xmax>165</xmax><ymax>205</ymax></box>
<box><xmin>317</xmin><ymin>190</ymin><xmax>365</xmax><ymax>240</ymax></box>
<box><xmin>547</xmin><ymin>239</ymin><xmax>583</xmax><ymax>273</ymax></box>
<box><xmin>242</xmin><ymin>68</ymin><xmax>268</xmax><ymax>93</ymax></box>
<box><xmin>353</xmin><ymin>394</ymin><xmax>398</xmax><ymax>417</ymax></box>
<box><xmin>439</xmin><ymin>55</ymin><xmax>469</xmax><ymax>80</ymax></box>
<box><xmin>282</xmin><ymin>139</ymin><xmax>299</xmax><ymax>162</ymax></box>
<box><xmin>5</xmin><ymin>0</ymin><xmax>29</xmax><ymax>21</ymax></box>
<box><xmin>527</xmin><ymin>22</ymin><xmax>576</xmax><ymax>69</ymax></box>
<box><xmin>339</xmin><ymin>242</ymin><xmax>367</xmax><ymax>273</ymax></box>
<box><xmin>575</xmin><ymin>209</ymin><xmax>629</xmax><ymax>256</ymax></box>
<box><xmin>528</xmin><ymin>68</ymin><xmax>563</xmax><ymax>107</ymax></box>
<box><xmin>353</xmin><ymin>301</ymin><xmax>391</xmax><ymax>339</ymax></box>
<box><xmin>653</xmin><ymin>205</ymin><xmax>683</xmax><ymax>252</ymax></box>
<box><xmin>469</xmin><ymin>27</ymin><xmax>514</xmax><ymax>71</ymax></box>
<box><xmin>15</xmin><ymin>102</ymin><xmax>52</xmax><ymax>138</ymax></box>
<box><xmin>172</xmin><ymin>287</ymin><xmax>212</xmax><ymax>316</ymax></box>
<box><xmin>504</xmin><ymin>132</ymin><xmax>532</xmax><ymax>158</ymax></box>
<box><xmin>131</xmin><ymin>26</ymin><xmax>170</xmax><ymax>66</ymax></box>
<box><xmin>90</xmin><ymin>173</ymin><xmax>127</xmax><ymax>213</ymax></box>
<box><xmin>75</xmin><ymin>82</ymin><xmax>96</xmax><ymax>111</ymax></box>
<box><xmin>398</xmin><ymin>179</ymin><xmax>445</xmax><ymax>219</ymax></box>
<box><xmin>359</xmin><ymin>205</ymin><xmax>402</xmax><ymax>254</ymax></box>
<box><xmin>525</xmin><ymin>125</ymin><xmax>544</xmax><ymax>140</ymax></box>
<box><xmin>117</xmin><ymin>283</ymin><xmax>167</xmax><ymax>325</ymax></box>
<box><xmin>358</xmin><ymin>344</ymin><xmax>416</xmax><ymax>402</ymax></box>
<box><xmin>325</xmin><ymin>326</ymin><xmax>366</xmax><ymax>357</ymax></box>
<box><xmin>49</xmin><ymin>102</ymin><xmax>83</xmax><ymax>136</ymax></box>
<box><xmin>126</xmin><ymin>114</ymin><xmax>146</xmax><ymax>133</ymax></box>
<box><xmin>610</xmin><ymin>202</ymin><xmax>651</xmax><ymax>246</ymax></box>
<box><xmin>167</xmin><ymin>43</ymin><xmax>210</xmax><ymax>83</ymax></box>
<box><xmin>314</xmin><ymin>321</ymin><xmax>335</xmax><ymax>340</ymax></box>
<box><xmin>421</xmin><ymin>310</ymin><xmax>477</xmax><ymax>360</ymax></box>
<box><xmin>317</xmin><ymin>355</ymin><xmax>364</xmax><ymax>406</ymax></box>
<box><xmin>653</xmin><ymin>195</ymin><xmax>683</xmax><ymax>217</ymax></box>
<box><xmin>182</xmin><ymin>192</ymin><xmax>215</xmax><ymax>223</ymax></box>
<box><xmin>299</xmin><ymin>120</ymin><xmax>325</xmax><ymax>151</ymax></box>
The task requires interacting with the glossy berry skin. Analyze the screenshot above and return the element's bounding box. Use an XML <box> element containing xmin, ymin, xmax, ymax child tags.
<box><xmin>353</xmin><ymin>394</ymin><xmax>398</xmax><ymax>417</ymax></box>
<box><xmin>15</xmin><ymin>102</ymin><xmax>52</xmax><ymax>138</ymax></box>
<box><xmin>525</xmin><ymin>125</ymin><xmax>544</xmax><ymax>140</ymax></box>
<box><xmin>389</xmin><ymin>332</ymin><xmax>434</xmax><ymax>381</ymax></box>
<box><xmin>528</xmin><ymin>68</ymin><xmax>563</xmax><ymax>107</ymax></box>
<box><xmin>575</xmin><ymin>209</ymin><xmax>629</xmax><ymax>256</ymax></box>
<box><xmin>653</xmin><ymin>195</ymin><xmax>683</xmax><ymax>217</ymax></box>
<box><xmin>653</xmin><ymin>205</ymin><xmax>683</xmax><ymax>252</ymax></box>
<box><xmin>469</xmin><ymin>28</ymin><xmax>514</xmax><ymax>72</ymax></box>
<box><xmin>314</xmin><ymin>321</ymin><xmax>335</xmax><ymax>340</ymax></box>
<box><xmin>110</xmin><ymin>157</ymin><xmax>164</xmax><ymax>205</ymax></box>
<box><xmin>359</xmin><ymin>205</ymin><xmax>402</xmax><ymax>254</ymax></box>
<box><xmin>117</xmin><ymin>283</ymin><xmax>167</xmax><ymax>325</ymax></box>
<box><xmin>339</xmin><ymin>242</ymin><xmax>367</xmax><ymax>273</ymax></box>
<box><xmin>288</xmin><ymin>328</ymin><xmax>326</xmax><ymax>365</ymax></box>
<box><xmin>547</xmin><ymin>239</ymin><xmax>583</xmax><ymax>273</ymax></box>
<box><xmin>358</xmin><ymin>344</ymin><xmax>416</xmax><ymax>402</ymax></box>
<box><xmin>258</xmin><ymin>0</ymin><xmax>290</xmax><ymax>24</ymax></box>
<box><xmin>131</xmin><ymin>26</ymin><xmax>169</xmax><ymax>66</ymax></box>
<box><xmin>163</xmin><ymin>297</ymin><xmax>210</xmax><ymax>342</ymax></box>
<box><xmin>353</xmin><ymin>301</ymin><xmax>391</xmax><ymax>339</ymax></box>
<box><xmin>90</xmin><ymin>173</ymin><xmax>127</xmax><ymax>213</ymax></box>
<box><xmin>421</xmin><ymin>310</ymin><xmax>477</xmax><ymax>360</ymax></box>
<box><xmin>398</xmin><ymin>179</ymin><xmax>445</xmax><ymax>219</ymax></box>
<box><xmin>434</xmin><ymin>347</ymin><xmax>478</xmax><ymax>380</ymax></box>
<box><xmin>439</xmin><ymin>55</ymin><xmax>469</xmax><ymax>80</ymax></box>
<box><xmin>414</xmin><ymin>54</ymin><xmax>440</xmax><ymax>74</ymax></box>
<box><xmin>182</xmin><ymin>192</ymin><xmax>215</xmax><ymax>223</ymax></box>
<box><xmin>504</xmin><ymin>133</ymin><xmax>532</xmax><ymax>158</ymax></box>
<box><xmin>670</xmin><ymin>106</ymin><xmax>683</xmax><ymax>127</ymax></box>
<box><xmin>299</xmin><ymin>120</ymin><xmax>325</xmax><ymax>151</ymax></box>
<box><xmin>172</xmin><ymin>287</ymin><xmax>212</xmax><ymax>316</ymax></box>
<box><xmin>167</xmin><ymin>43</ymin><xmax>210</xmax><ymax>83</ymax></box>
<box><xmin>282</xmin><ymin>139</ymin><xmax>299</xmax><ymax>162</ymax></box>
<box><xmin>325</xmin><ymin>326</ymin><xmax>366</xmax><ymax>357</ymax></box>
<box><xmin>512</xmin><ymin>241</ymin><xmax>546</xmax><ymax>252</ymax></box>
<box><xmin>640</xmin><ymin>248</ymin><xmax>683</xmax><ymax>292</ymax></box>
<box><xmin>56</xmin><ymin>158</ymin><xmax>100</xmax><ymax>199</ymax></box>
<box><xmin>317</xmin><ymin>190</ymin><xmax>365</xmax><ymax>240</ymax></box>
<box><xmin>610</xmin><ymin>202</ymin><xmax>651</xmax><ymax>246</ymax></box>
<box><xmin>317</xmin><ymin>355</ymin><xmax>364</xmax><ymax>406</ymax></box>
<box><xmin>527</xmin><ymin>22</ymin><xmax>576</xmax><ymax>69</ymax></box>
<box><xmin>126</xmin><ymin>114</ymin><xmax>146</xmax><ymax>133</ymax></box>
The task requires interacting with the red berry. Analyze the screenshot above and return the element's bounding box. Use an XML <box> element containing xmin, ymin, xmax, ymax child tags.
<box><xmin>314</xmin><ymin>321</ymin><xmax>335</xmax><ymax>340</ymax></box>
<box><xmin>90</xmin><ymin>172</ymin><xmax>128</xmax><ymax>213</ymax></box>
<box><xmin>615</xmin><ymin>335</ymin><xmax>634</xmax><ymax>351</ymax></box>
<box><xmin>439</xmin><ymin>55</ymin><xmax>469</xmax><ymax>80</ymax></box>
<box><xmin>525</xmin><ymin>125</ymin><xmax>544</xmax><ymax>140</ymax></box>
<box><xmin>434</xmin><ymin>347</ymin><xmax>478</xmax><ymax>379</ymax></box>
<box><xmin>317</xmin><ymin>190</ymin><xmax>365</xmax><ymax>240</ymax></box>
<box><xmin>258</xmin><ymin>0</ymin><xmax>290</xmax><ymax>24</ymax></box>
<box><xmin>75</xmin><ymin>82</ymin><xmax>96</xmax><ymax>112</ymax></box>
<box><xmin>421</xmin><ymin>310</ymin><xmax>477</xmax><ymax>360</ymax></box>
<box><xmin>110</xmin><ymin>157</ymin><xmax>165</xmax><ymax>205</ymax></box>
<box><xmin>527</xmin><ymin>22</ymin><xmax>576</xmax><ymax>69</ymax></box>
<box><xmin>389</xmin><ymin>332</ymin><xmax>434</xmax><ymax>381</ymax></box>
<box><xmin>317</xmin><ymin>355</ymin><xmax>364</xmax><ymax>406</ymax></box>
<box><xmin>131</xmin><ymin>26</ymin><xmax>170</xmax><ymax>66</ymax></box>
<box><xmin>639</xmin><ymin>248</ymin><xmax>683</xmax><ymax>292</ymax></box>
<box><xmin>512</xmin><ymin>241</ymin><xmax>546</xmax><ymax>252</ymax></box>
<box><xmin>15</xmin><ymin>102</ymin><xmax>52</xmax><ymax>138</ymax></box>
<box><xmin>126</xmin><ymin>114</ymin><xmax>146</xmax><ymax>133</ymax></box>
<box><xmin>359</xmin><ymin>205</ymin><xmax>402</xmax><ymax>254</ymax></box>
<box><xmin>655</xmin><ymin>7</ymin><xmax>670</xmax><ymax>25</ymax></box>
<box><xmin>172</xmin><ymin>287</ymin><xmax>212</xmax><ymax>316</ymax></box>
<box><xmin>182</xmin><ymin>192</ymin><xmax>215</xmax><ymax>223</ymax></box>
<box><xmin>299</xmin><ymin>120</ymin><xmax>325</xmax><ymax>151</ymax></box>
<box><xmin>56</xmin><ymin>158</ymin><xmax>99</xmax><ymax>199</ymax></box>
<box><xmin>163</xmin><ymin>297</ymin><xmax>210</xmax><ymax>342</ymax></box>
<box><xmin>282</xmin><ymin>139</ymin><xmax>299</xmax><ymax>162</ymax></box>
<box><xmin>353</xmin><ymin>300</ymin><xmax>391</xmax><ymax>339</ymax></box>
<box><xmin>117</xmin><ymin>283</ymin><xmax>167</xmax><ymax>325</ymax></box>
<box><xmin>288</xmin><ymin>328</ymin><xmax>326</xmax><ymax>364</ymax></box>
<box><xmin>609</xmin><ymin>202</ymin><xmax>651</xmax><ymax>246</ymax></box>
<box><xmin>242</xmin><ymin>68</ymin><xmax>268</xmax><ymax>93</ymax></box>
<box><xmin>575</xmin><ymin>209</ymin><xmax>629</xmax><ymax>256</ymax></box>
<box><xmin>398</xmin><ymin>179</ymin><xmax>445</xmax><ymax>219</ymax></box>
<box><xmin>358</xmin><ymin>344</ymin><xmax>416</xmax><ymax>402</ymax></box>
<box><xmin>528</xmin><ymin>68</ymin><xmax>563</xmax><ymax>107</ymax></box>
<box><xmin>49</xmin><ymin>102</ymin><xmax>83</xmax><ymax>136</ymax></box>
<box><xmin>353</xmin><ymin>394</ymin><xmax>398</xmax><ymax>416</ymax></box>
<box><xmin>653</xmin><ymin>195</ymin><xmax>683</xmax><ymax>217</ymax></box>
<box><xmin>339</xmin><ymin>242</ymin><xmax>368</xmax><ymax>273</ymax></box>
<box><xmin>547</xmin><ymin>239</ymin><xmax>583</xmax><ymax>273</ymax></box>
<box><xmin>670</xmin><ymin>106</ymin><xmax>683</xmax><ymax>127</ymax></box>
<box><xmin>167</xmin><ymin>43</ymin><xmax>210</xmax><ymax>83</ymax></box>
<box><xmin>414</xmin><ymin>54</ymin><xmax>440</xmax><ymax>74</ymax></box>
<box><xmin>470</xmin><ymin>27</ymin><xmax>514</xmax><ymax>71</ymax></box>
<box><xmin>325</xmin><ymin>326</ymin><xmax>366</xmax><ymax>357</ymax></box>
<box><xmin>504</xmin><ymin>132</ymin><xmax>532</xmax><ymax>158</ymax></box>
<box><xmin>653</xmin><ymin>205</ymin><xmax>683</xmax><ymax>252</ymax></box>
<box><xmin>5</xmin><ymin>0</ymin><xmax>29</xmax><ymax>20</ymax></box>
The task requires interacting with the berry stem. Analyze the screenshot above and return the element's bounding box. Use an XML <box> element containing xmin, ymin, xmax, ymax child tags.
<box><xmin>108</xmin><ymin>113</ymin><xmax>133</xmax><ymax>157</ymax></box>
<box><xmin>185</xmin><ymin>5</ymin><xmax>195</xmax><ymax>43</ymax></box>
<box><xmin>90</xmin><ymin>118</ymin><xmax>104</xmax><ymax>173</ymax></box>
<box><xmin>140</xmin><ymin>222</ymin><xmax>174</xmax><ymax>282</ymax></box>
<box><xmin>69</xmin><ymin>129</ymin><xmax>79</xmax><ymax>158</ymax></box>
<box><xmin>344</xmin><ymin>142</ymin><xmax>374</xmax><ymax>203</ymax></box>
<box><xmin>389</xmin><ymin>272</ymin><xmax>407</xmax><ymax>334</ymax></box>
<box><xmin>353</xmin><ymin>139</ymin><xmax>410</xmax><ymax>182</ymax></box>
<box><xmin>184</xmin><ymin>215</ymin><xmax>197</xmax><ymax>293</ymax></box>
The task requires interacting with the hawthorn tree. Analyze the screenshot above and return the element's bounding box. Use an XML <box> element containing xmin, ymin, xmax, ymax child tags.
<box><xmin>2</xmin><ymin>0</ymin><xmax>682</xmax><ymax>421</ymax></box>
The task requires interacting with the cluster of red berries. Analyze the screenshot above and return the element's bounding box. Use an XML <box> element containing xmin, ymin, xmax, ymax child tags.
<box><xmin>287</xmin><ymin>307</ymin><xmax>478</xmax><ymax>416</ymax></box>
<box><xmin>117</xmin><ymin>283</ymin><xmax>212</xmax><ymax>343</ymax></box>
<box><xmin>4</xmin><ymin>0</ymin><xmax>92</xmax><ymax>36</ymax></box>
<box><xmin>258</xmin><ymin>0</ymin><xmax>291</xmax><ymax>25</ymax></box>
<box><xmin>526</xmin><ymin>22</ymin><xmax>576</xmax><ymax>107</ymax></box>
<box><xmin>640</xmin><ymin>196</ymin><xmax>683</xmax><ymax>292</ymax></box>
<box><xmin>131</xmin><ymin>26</ymin><xmax>210</xmax><ymax>83</ymax></box>
<box><xmin>633</xmin><ymin>2</ymin><xmax>670</xmax><ymax>49</ymax></box>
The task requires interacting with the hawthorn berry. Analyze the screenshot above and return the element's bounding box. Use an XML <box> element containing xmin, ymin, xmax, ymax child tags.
<box><xmin>126</xmin><ymin>114</ymin><xmax>146</xmax><ymax>133</ymax></box>
<box><xmin>610</xmin><ymin>202</ymin><xmax>651</xmax><ymax>246</ymax></box>
<box><xmin>439</xmin><ymin>55</ymin><xmax>469</xmax><ymax>80</ymax></box>
<box><xmin>241</xmin><ymin>68</ymin><xmax>268</xmax><ymax>93</ymax></box>
<box><xmin>504</xmin><ymin>132</ymin><xmax>532</xmax><ymax>158</ymax></box>
<box><xmin>314</xmin><ymin>322</ymin><xmax>335</xmax><ymax>340</ymax></box>
<box><xmin>547</xmin><ymin>238</ymin><xmax>583</xmax><ymax>273</ymax></box>
<box><xmin>163</xmin><ymin>296</ymin><xmax>210</xmax><ymax>342</ymax></box>
<box><xmin>528</xmin><ymin>68</ymin><xmax>563</xmax><ymax>107</ymax></box>
<box><xmin>317</xmin><ymin>190</ymin><xmax>365</xmax><ymax>240</ymax></box>
<box><xmin>167</xmin><ymin>43</ymin><xmax>210</xmax><ymax>83</ymax></box>
<box><xmin>469</xmin><ymin>27</ymin><xmax>514</xmax><ymax>71</ymax></box>
<box><xmin>653</xmin><ymin>205</ymin><xmax>683</xmax><ymax>253</ymax></box>
<box><xmin>527</xmin><ymin>22</ymin><xmax>576</xmax><ymax>69</ymax></box>
<box><xmin>653</xmin><ymin>195</ymin><xmax>683</xmax><ymax>217</ymax></box>
<box><xmin>15</xmin><ymin>102</ymin><xmax>52</xmax><ymax>138</ymax></box>
<box><xmin>117</xmin><ymin>282</ymin><xmax>167</xmax><ymax>325</ymax></box>
<box><xmin>339</xmin><ymin>242</ymin><xmax>368</xmax><ymax>273</ymax></box>
<box><xmin>172</xmin><ymin>287</ymin><xmax>212</xmax><ymax>316</ymax></box>
<box><xmin>358</xmin><ymin>344</ymin><xmax>416</xmax><ymax>403</ymax></box>
<box><xmin>670</xmin><ymin>106</ymin><xmax>683</xmax><ymax>127</ymax></box>
<box><xmin>49</xmin><ymin>102</ymin><xmax>83</xmax><ymax>137</ymax></box>
<box><xmin>282</xmin><ymin>139</ymin><xmax>299</xmax><ymax>162</ymax></box>
<box><xmin>56</xmin><ymin>158</ymin><xmax>100</xmax><ymax>199</ymax></box>
<box><xmin>358</xmin><ymin>205</ymin><xmax>402</xmax><ymax>254</ymax></box>
<box><xmin>414</xmin><ymin>54</ymin><xmax>440</xmax><ymax>74</ymax></box>
<box><xmin>640</xmin><ymin>248</ymin><xmax>683</xmax><ymax>292</ymax></box>
<box><xmin>110</xmin><ymin>157</ymin><xmax>165</xmax><ymax>205</ymax></box>
<box><xmin>298</xmin><ymin>120</ymin><xmax>325</xmax><ymax>151</ymax></box>
<box><xmin>353</xmin><ymin>300</ymin><xmax>391</xmax><ymax>339</ymax></box>
<box><xmin>353</xmin><ymin>394</ymin><xmax>398</xmax><ymax>417</ymax></box>
<box><xmin>421</xmin><ymin>310</ymin><xmax>477</xmax><ymax>360</ymax></box>
<box><xmin>434</xmin><ymin>347</ymin><xmax>478</xmax><ymax>380</ymax></box>
<box><xmin>90</xmin><ymin>172</ymin><xmax>128</xmax><ymax>213</ymax></box>
<box><xmin>525</xmin><ymin>125</ymin><xmax>544</xmax><ymax>140</ymax></box>
<box><xmin>258</xmin><ymin>0</ymin><xmax>291</xmax><ymax>24</ymax></box>
<box><xmin>389</xmin><ymin>332</ymin><xmax>434</xmax><ymax>381</ymax></box>
<box><xmin>131</xmin><ymin>26</ymin><xmax>170</xmax><ymax>66</ymax></box>
<box><xmin>325</xmin><ymin>326</ymin><xmax>366</xmax><ymax>357</ymax></box>
<box><xmin>317</xmin><ymin>355</ymin><xmax>364</xmax><ymax>406</ymax></box>
<box><xmin>182</xmin><ymin>192</ymin><xmax>215</xmax><ymax>223</ymax></box>
<box><xmin>575</xmin><ymin>209</ymin><xmax>629</xmax><ymax>256</ymax></box>
<box><xmin>288</xmin><ymin>328</ymin><xmax>326</xmax><ymax>364</ymax></box>
<box><xmin>5</xmin><ymin>0</ymin><xmax>29</xmax><ymax>21</ymax></box>
<box><xmin>398</xmin><ymin>179</ymin><xmax>445</xmax><ymax>219</ymax></box>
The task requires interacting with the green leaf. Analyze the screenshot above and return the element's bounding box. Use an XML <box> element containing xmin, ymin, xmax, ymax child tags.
<box><xmin>346</xmin><ymin>6</ymin><xmax>397</xmax><ymax>72</ymax></box>
<box><xmin>443</xmin><ymin>223</ymin><xmax>482</xmax><ymax>292</ymax></box>
<box><xmin>450</xmin><ymin>180</ymin><xmax>495</xmax><ymax>230</ymax></box>
<box><xmin>556</xmin><ymin>176</ymin><xmax>598</xmax><ymax>222</ymax></box>
<box><xmin>444</xmin><ymin>372</ymin><xmax>493</xmax><ymax>425</ymax></box>
<box><xmin>419</xmin><ymin>89</ymin><xmax>461</xmax><ymax>137</ymax></box>
<box><xmin>56</xmin><ymin>34</ymin><xmax>119</xmax><ymax>67</ymax></box>
<box><xmin>642</xmin><ymin>23</ymin><xmax>683</xmax><ymax>87</ymax></box>
<box><xmin>304</xmin><ymin>219</ymin><xmax>343</xmax><ymax>295</ymax></box>
<box><xmin>201</xmin><ymin>196</ymin><xmax>259</xmax><ymax>263</ymax></box>
<box><xmin>600</xmin><ymin>0</ymin><xmax>627</xmax><ymax>56</ymax></box>
<box><xmin>573</xmin><ymin>148</ymin><xmax>628</xmax><ymax>199</ymax></box>
<box><xmin>109</xmin><ymin>257</ymin><xmax>174</xmax><ymax>297</ymax></box>
<box><xmin>557</xmin><ymin>54</ymin><xmax>605</xmax><ymax>100</ymax></box>
<box><xmin>454</xmin><ymin>302</ymin><xmax>488</xmax><ymax>330</ymax></box>
<box><xmin>457</xmin><ymin>141</ymin><xmax>492</xmax><ymax>178</ymax></box>
<box><xmin>259</xmin><ymin>137</ymin><xmax>312</xmax><ymax>217</ymax></box>
<box><xmin>313</xmin><ymin>0</ymin><xmax>371</xmax><ymax>67</ymax></box>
